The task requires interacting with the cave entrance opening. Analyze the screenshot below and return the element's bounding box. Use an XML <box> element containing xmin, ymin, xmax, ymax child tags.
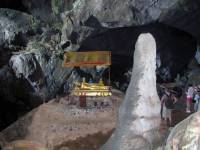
<box><xmin>79</xmin><ymin>23</ymin><xmax>197</xmax><ymax>91</ymax></box>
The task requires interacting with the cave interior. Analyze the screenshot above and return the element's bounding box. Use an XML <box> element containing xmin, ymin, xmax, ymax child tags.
<box><xmin>0</xmin><ymin>0</ymin><xmax>200</xmax><ymax>146</ymax></box>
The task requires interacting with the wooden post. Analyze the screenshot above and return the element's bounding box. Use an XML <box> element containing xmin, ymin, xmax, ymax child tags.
<box><xmin>79</xmin><ymin>96</ymin><xmax>86</xmax><ymax>108</ymax></box>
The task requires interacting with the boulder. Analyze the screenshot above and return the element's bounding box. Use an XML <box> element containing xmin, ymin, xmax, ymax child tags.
<box><xmin>101</xmin><ymin>33</ymin><xmax>161</xmax><ymax>150</ymax></box>
<box><xmin>165</xmin><ymin>111</ymin><xmax>200</xmax><ymax>150</ymax></box>
<box><xmin>10</xmin><ymin>53</ymin><xmax>39</xmax><ymax>78</ymax></box>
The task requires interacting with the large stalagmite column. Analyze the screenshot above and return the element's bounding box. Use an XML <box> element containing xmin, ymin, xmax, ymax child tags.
<box><xmin>101</xmin><ymin>33</ymin><xmax>161</xmax><ymax>150</ymax></box>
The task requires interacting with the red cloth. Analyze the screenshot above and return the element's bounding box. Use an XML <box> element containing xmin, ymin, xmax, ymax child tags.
<box><xmin>186</xmin><ymin>96</ymin><xmax>192</xmax><ymax>103</ymax></box>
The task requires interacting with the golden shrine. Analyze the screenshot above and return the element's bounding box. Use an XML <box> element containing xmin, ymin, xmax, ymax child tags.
<box><xmin>62</xmin><ymin>51</ymin><xmax>112</xmax><ymax>97</ymax></box>
<box><xmin>72</xmin><ymin>78</ymin><xmax>112</xmax><ymax>97</ymax></box>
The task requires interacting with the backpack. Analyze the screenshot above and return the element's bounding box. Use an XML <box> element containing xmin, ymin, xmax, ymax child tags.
<box><xmin>164</xmin><ymin>94</ymin><xmax>174</xmax><ymax>109</ymax></box>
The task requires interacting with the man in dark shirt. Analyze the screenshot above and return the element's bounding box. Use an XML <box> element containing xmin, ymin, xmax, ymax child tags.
<box><xmin>161</xmin><ymin>89</ymin><xmax>178</xmax><ymax>127</ymax></box>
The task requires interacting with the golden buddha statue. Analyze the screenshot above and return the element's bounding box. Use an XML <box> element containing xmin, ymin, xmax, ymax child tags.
<box><xmin>72</xmin><ymin>77</ymin><xmax>112</xmax><ymax>96</ymax></box>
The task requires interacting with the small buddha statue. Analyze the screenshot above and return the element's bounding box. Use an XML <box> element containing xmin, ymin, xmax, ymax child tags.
<box><xmin>99</xmin><ymin>78</ymin><xmax>104</xmax><ymax>86</ymax></box>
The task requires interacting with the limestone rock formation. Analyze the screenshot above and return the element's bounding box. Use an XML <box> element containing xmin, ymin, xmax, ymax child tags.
<box><xmin>165</xmin><ymin>111</ymin><xmax>200</xmax><ymax>150</ymax></box>
<box><xmin>55</xmin><ymin>0</ymin><xmax>200</xmax><ymax>48</ymax></box>
<box><xmin>12</xmin><ymin>0</ymin><xmax>200</xmax><ymax>41</ymax></box>
<box><xmin>9</xmin><ymin>49</ymin><xmax>72</xmax><ymax>100</ymax></box>
<box><xmin>0</xmin><ymin>8</ymin><xmax>39</xmax><ymax>49</ymax></box>
<box><xmin>10</xmin><ymin>53</ymin><xmax>38</xmax><ymax>78</ymax></box>
<box><xmin>101</xmin><ymin>33</ymin><xmax>161</xmax><ymax>150</ymax></box>
<box><xmin>22</xmin><ymin>0</ymin><xmax>52</xmax><ymax>22</ymax></box>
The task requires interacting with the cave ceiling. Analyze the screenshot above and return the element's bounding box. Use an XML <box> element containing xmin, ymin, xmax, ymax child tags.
<box><xmin>54</xmin><ymin>0</ymin><xmax>200</xmax><ymax>43</ymax></box>
<box><xmin>0</xmin><ymin>0</ymin><xmax>200</xmax><ymax>41</ymax></box>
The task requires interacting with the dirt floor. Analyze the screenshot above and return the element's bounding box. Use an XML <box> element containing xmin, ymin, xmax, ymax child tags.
<box><xmin>0</xmin><ymin>89</ymin><xmax>123</xmax><ymax>150</ymax></box>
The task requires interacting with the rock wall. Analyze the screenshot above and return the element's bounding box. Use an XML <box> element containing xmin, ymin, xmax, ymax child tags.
<box><xmin>0</xmin><ymin>8</ymin><xmax>39</xmax><ymax>49</ymax></box>
<box><xmin>101</xmin><ymin>33</ymin><xmax>161</xmax><ymax>150</ymax></box>
<box><xmin>56</xmin><ymin>0</ymin><xmax>200</xmax><ymax>49</ymax></box>
<box><xmin>9</xmin><ymin>47</ymin><xmax>72</xmax><ymax>100</ymax></box>
<box><xmin>0</xmin><ymin>66</ymin><xmax>32</xmax><ymax>131</ymax></box>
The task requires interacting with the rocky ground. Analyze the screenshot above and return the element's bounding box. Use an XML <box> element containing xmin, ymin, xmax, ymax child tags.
<box><xmin>0</xmin><ymin>89</ymin><xmax>123</xmax><ymax>150</ymax></box>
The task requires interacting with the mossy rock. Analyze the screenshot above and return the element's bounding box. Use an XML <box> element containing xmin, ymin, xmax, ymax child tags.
<box><xmin>28</xmin><ymin>16</ymin><xmax>40</xmax><ymax>32</ymax></box>
<box><xmin>51</xmin><ymin>0</ymin><xmax>64</xmax><ymax>15</ymax></box>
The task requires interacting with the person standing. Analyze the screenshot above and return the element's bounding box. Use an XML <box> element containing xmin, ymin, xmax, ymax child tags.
<box><xmin>194</xmin><ymin>87</ymin><xmax>200</xmax><ymax>112</ymax></box>
<box><xmin>161</xmin><ymin>89</ymin><xmax>178</xmax><ymax>127</ymax></box>
<box><xmin>186</xmin><ymin>85</ymin><xmax>195</xmax><ymax>113</ymax></box>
